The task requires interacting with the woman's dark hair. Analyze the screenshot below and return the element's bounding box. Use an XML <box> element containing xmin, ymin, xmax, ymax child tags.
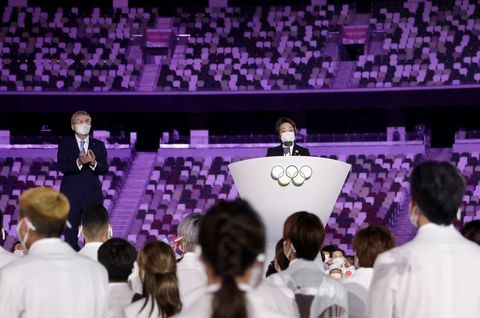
<box><xmin>284</xmin><ymin>211</ymin><xmax>325</xmax><ymax>260</ymax></box>
<box><xmin>266</xmin><ymin>238</ymin><xmax>290</xmax><ymax>277</ymax></box>
<box><xmin>353</xmin><ymin>226</ymin><xmax>395</xmax><ymax>268</ymax></box>
<box><xmin>410</xmin><ymin>161</ymin><xmax>465</xmax><ymax>225</ymax></box>
<box><xmin>199</xmin><ymin>199</ymin><xmax>265</xmax><ymax>318</ymax></box>
<box><xmin>275</xmin><ymin>117</ymin><xmax>298</xmax><ymax>136</ymax></box>
<box><xmin>137</xmin><ymin>241</ymin><xmax>182</xmax><ymax>318</ymax></box>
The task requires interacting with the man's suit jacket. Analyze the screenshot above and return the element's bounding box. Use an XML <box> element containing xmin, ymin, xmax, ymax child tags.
<box><xmin>266</xmin><ymin>144</ymin><xmax>310</xmax><ymax>157</ymax></box>
<box><xmin>57</xmin><ymin>135</ymin><xmax>108</xmax><ymax>207</ymax></box>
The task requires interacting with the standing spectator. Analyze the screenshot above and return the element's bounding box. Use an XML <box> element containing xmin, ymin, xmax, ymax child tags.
<box><xmin>98</xmin><ymin>238</ymin><xmax>138</xmax><ymax>318</ymax></box>
<box><xmin>343</xmin><ymin>226</ymin><xmax>395</xmax><ymax>318</ymax></box>
<box><xmin>366</xmin><ymin>161</ymin><xmax>480</xmax><ymax>318</ymax></box>
<box><xmin>0</xmin><ymin>187</ymin><xmax>108</xmax><ymax>318</ymax></box>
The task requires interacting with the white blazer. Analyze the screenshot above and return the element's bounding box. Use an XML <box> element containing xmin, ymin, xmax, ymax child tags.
<box><xmin>177</xmin><ymin>252</ymin><xmax>208</xmax><ymax>298</ymax></box>
<box><xmin>78</xmin><ymin>242</ymin><xmax>104</xmax><ymax>261</ymax></box>
<box><xmin>107</xmin><ymin>283</ymin><xmax>135</xmax><ymax>318</ymax></box>
<box><xmin>267</xmin><ymin>258</ymin><xmax>349</xmax><ymax>318</ymax></box>
<box><xmin>0</xmin><ymin>245</ymin><xmax>18</xmax><ymax>269</ymax></box>
<box><xmin>174</xmin><ymin>284</ymin><xmax>291</xmax><ymax>318</ymax></box>
<box><xmin>0</xmin><ymin>238</ymin><xmax>109</xmax><ymax>318</ymax></box>
<box><xmin>342</xmin><ymin>267</ymin><xmax>373</xmax><ymax>318</ymax></box>
<box><xmin>366</xmin><ymin>223</ymin><xmax>480</xmax><ymax>318</ymax></box>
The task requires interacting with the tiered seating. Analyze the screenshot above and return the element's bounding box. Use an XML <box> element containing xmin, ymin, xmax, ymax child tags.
<box><xmin>128</xmin><ymin>152</ymin><xmax>424</xmax><ymax>253</ymax></box>
<box><xmin>0</xmin><ymin>156</ymin><xmax>132</xmax><ymax>235</ymax></box>
<box><xmin>451</xmin><ymin>152</ymin><xmax>480</xmax><ymax>226</ymax></box>
<box><xmin>128</xmin><ymin>156</ymin><xmax>238</xmax><ymax>249</ymax></box>
<box><xmin>0</xmin><ymin>6</ymin><xmax>157</xmax><ymax>91</ymax></box>
<box><xmin>353</xmin><ymin>0</ymin><xmax>480</xmax><ymax>88</ymax></box>
<box><xmin>158</xmin><ymin>4</ymin><xmax>354</xmax><ymax>91</ymax></box>
<box><xmin>325</xmin><ymin>153</ymin><xmax>424</xmax><ymax>254</ymax></box>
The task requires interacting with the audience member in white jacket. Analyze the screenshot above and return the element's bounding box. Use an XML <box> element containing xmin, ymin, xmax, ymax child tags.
<box><xmin>366</xmin><ymin>161</ymin><xmax>480</xmax><ymax>318</ymax></box>
<box><xmin>175</xmin><ymin>200</ymin><xmax>290</xmax><ymax>318</ymax></box>
<box><xmin>342</xmin><ymin>226</ymin><xmax>395</xmax><ymax>318</ymax></box>
<box><xmin>267</xmin><ymin>211</ymin><xmax>348</xmax><ymax>318</ymax></box>
<box><xmin>175</xmin><ymin>213</ymin><xmax>208</xmax><ymax>298</ymax></box>
<box><xmin>78</xmin><ymin>203</ymin><xmax>112</xmax><ymax>261</ymax></box>
<box><xmin>0</xmin><ymin>187</ymin><xmax>109</xmax><ymax>318</ymax></box>
<box><xmin>98</xmin><ymin>238</ymin><xmax>138</xmax><ymax>318</ymax></box>
<box><xmin>123</xmin><ymin>240</ymin><xmax>182</xmax><ymax>318</ymax></box>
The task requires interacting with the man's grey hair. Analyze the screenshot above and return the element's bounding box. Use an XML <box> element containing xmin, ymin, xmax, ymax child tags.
<box><xmin>177</xmin><ymin>213</ymin><xmax>203</xmax><ymax>253</ymax></box>
<box><xmin>71</xmin><ymin>111</ymin><xmax>91</xmax><ymax>124</ymax></box>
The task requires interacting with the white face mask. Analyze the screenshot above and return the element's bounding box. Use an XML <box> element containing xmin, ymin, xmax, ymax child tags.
<box><xmin>16</xmin><ymin>218</ymin><xmax>36</xmax><ymax>248</ymax></box>
<box><xmin>280</xmin><ymin>131</ymin><xmax>295</xmax><ymax>145</ymax></box>
<box><xmin>74</xmin><ymin>123</ymin><xmax>91</xmax><ymax>135</ymax></box>
<box><xmin>333</xmin><ymin>257</ymin><xmax>345</xmax><ymax>266</ymax></box>
<box><xmin>408</xmin><ymin>203</ymin><xmax>419</xmax><ymax>228</ymax></box>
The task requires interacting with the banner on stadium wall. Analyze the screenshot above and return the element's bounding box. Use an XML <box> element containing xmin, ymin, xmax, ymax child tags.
<box><xmin>145</xmin><ymin>29</ymin><xmax>171</xmax><ymax>48</ymax></box>
<box><xmin>342</xmin><ymin>25</ymin><xmax>369</xmax><ymax>44</ymax></box>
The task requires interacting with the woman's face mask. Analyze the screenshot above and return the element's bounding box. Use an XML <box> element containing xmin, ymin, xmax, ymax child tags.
<box><xmin>280</xmin><ymin>131</ymin><xmax>295</xmax><ymax>145</ymax></box>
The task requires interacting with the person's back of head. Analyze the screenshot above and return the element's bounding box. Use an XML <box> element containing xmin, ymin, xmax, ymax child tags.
<box><xmin>98</xmin><ymin>238</ymin><xmax>137</xmax><ymax>283</ymax></box>
<box><xmin>80</xmin><ymin>204</ymin><xmax>111</xmax><ymax>243</ymax></box>
<box><xmin>353</xmin><ymin>226</ymin><xmax>395</xmax><ymax>268</ymax></box>
<box><xmin>283</xmin><ymin>211</ymin><xmax>325</xmax><ymax>261</ymax></box>
<box><xmin>18</xmin><ymin>187</ymin><xmax>70</xmax><ymax>248</ymax></box>
<box><xmin>199</xmin><ymin>199</ymin><xmax>265</xmax><ymax>318</ymax></box>
<box><xmin>410</xmin><ymin>161</ymin><xmax>465</xmax><ymax>226</ymax></box>
<box><xmin>137</xmin><ymin>240</ymin><xmax>181</xmax><ymax>317</ymax></box>
<box><xmin>461</xmin><ymin>220</ymin><xmax>480</xmax><ymax>246</ymax></box>
<box><xmin>177</xmin><ymin>213</ymin><xmax>202</xmax><ymax>254</ymax></box>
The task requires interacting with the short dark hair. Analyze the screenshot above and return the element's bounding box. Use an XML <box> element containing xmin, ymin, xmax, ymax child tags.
<box><xmin>353</xmin><ymin>226</ymin><xmax>395</xmax><ymax>268</ymax></box>
<box><xmin>461</xmin><ymin>220</ymin><xmax>480</xmax><ymax>246</ymax></box>
<box><xmin>275</xmin><ymin>117</ymin><xmax>298</xmax><ymax>136</ymax></box>
<box><xmin>283</xmin><ymin>211</ymin><xmax>324</xmax><ymax>260</ymax></box>
<box><xmin>98</xmin><ymin>238</ymin><xmax>137</xmax><ymax>282</ymax></box>
<box><xmin>410</xmin><ymin>161</ymin><xmax>465</xmax><ymax>225</ymax></box>
<box><xmin>81</xmin><ymin>204</ymin><xmax>110</xmax><ymax>239</ymax></box>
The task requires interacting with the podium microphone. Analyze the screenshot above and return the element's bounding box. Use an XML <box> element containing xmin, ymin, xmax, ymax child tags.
<box><xmin>283</xmin><ymin>141</ymin><xmax>293</xmax><ymax>147</ymax></box>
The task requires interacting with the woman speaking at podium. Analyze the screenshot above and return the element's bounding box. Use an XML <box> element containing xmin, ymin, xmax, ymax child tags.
<box><xmin>266</xmin><ymin>117</ymin><xmax>310</xmax><ymax>157</ymax></box>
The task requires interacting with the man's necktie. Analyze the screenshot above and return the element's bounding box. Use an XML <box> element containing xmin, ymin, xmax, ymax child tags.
<box><xmin>80</xmin><ymin>140</ymin><xmax>86</xmax><ymax>156</ymax></box>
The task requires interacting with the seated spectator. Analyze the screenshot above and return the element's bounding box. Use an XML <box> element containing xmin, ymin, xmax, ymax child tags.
<box><xmin>343</xmin><ymin>226</ymin><xmax>395</xmax><ymax>318</ymax></box>
<box><xmin>98</xmin><ymin>238</ymin><xmax>138</xmax><ymax>318</ymax></box>
<box><xmin>176</xmin><ymin>213</ymin><xmax>207</xmax><ymax>297</ymax></box>
<box><xmin>268</xmin><ymin>211</ymin><xmax>348</xmax><ymax>318</ymax></box>
<box><xmin>176</xmin><ymin>199</ymin><xmax>291</xmax><ymax>318</ymax></box>
<box><xmin>78</xmin><ymin>203</ymin><xmax>112</xmax><ymax>261</ymax></box>
<box><xmin>123</xmin><ymin>241</ymin><xmax>182</xmax><ymax>318</ymax></box>
<box><xmin>366</xmin><ymin>161</ymin><xmax>480</xmax><ymax>317</ymax></box>
<box><xmin>0</xmin><ymin>187</ymin><xmax>108</xmax><ymax>317</ymax></box>
<box><xmin>0</xmin><ymin>210</ymin><xmax>18</xmax><ymax>268</ymax></box>
<box><xmin>266</xmin><ymin>238</ymin><xmax>290</xmax><ymax>277</ymax></box>
<box><xmin>461</xmin><ymin>220</ymin><xmax>480</xmax><ymax>245</ymax></box>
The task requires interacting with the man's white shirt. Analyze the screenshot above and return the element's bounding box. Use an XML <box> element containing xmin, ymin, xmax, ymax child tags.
<box><xmin>0</xmin><ymin>238</ymin><xmax>109</xmax><ymax>318</ymax></box>
<box><xmin>366</xmin><ymin>223</ymin><xmax>480</xmax><ymax>318</ymax></box>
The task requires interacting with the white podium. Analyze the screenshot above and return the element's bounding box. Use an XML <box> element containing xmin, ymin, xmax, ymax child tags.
<box><xmin>229</xmin><ymin>156</ymin><xmax>351</xmax><ymax>262</ymax></box>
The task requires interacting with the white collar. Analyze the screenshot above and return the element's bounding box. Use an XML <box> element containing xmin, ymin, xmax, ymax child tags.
<box><xmin>206</xmin><ymin>282</ymin><xmax>251</xmax><ymax>293</ymax></box>
<box><xmin>75</xmin><ymin>134</ymin><xmax>89</xmax><ymax>143</ymax></box>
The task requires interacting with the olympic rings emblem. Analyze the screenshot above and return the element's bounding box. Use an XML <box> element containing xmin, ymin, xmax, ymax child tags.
<box><xmin>271</xmin><ymin>165</ymin><xmax>312</xmax><ymax>187</ymax></box>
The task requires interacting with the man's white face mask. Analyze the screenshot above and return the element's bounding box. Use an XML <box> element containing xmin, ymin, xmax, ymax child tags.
<box><xmin>408</xmin><ymin>203</ymin><xmax>419</xmax><ymax>228</ymax></box>
<box><xmin>280</xmin><ymin>131</ymin><xmax>295</xmax><ymax>146</ymax></box>
<box><xmin>74</xmin><ymin>123</ymin><xmax>91</xmax><ymax>135</ymax></box>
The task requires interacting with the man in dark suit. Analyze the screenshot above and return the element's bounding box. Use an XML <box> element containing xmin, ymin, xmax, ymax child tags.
<box><xmin>58</xmin><ymin>111</ymin><xmax>108</xmax><ymax>250</ymax></box>
<box><xmin>266</xmin><ymin>117</ymin><xmax>310</xmax><ymax>157</ymax></box>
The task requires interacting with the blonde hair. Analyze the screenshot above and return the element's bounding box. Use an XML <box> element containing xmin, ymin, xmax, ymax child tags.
<box><xmin>19</xmin><ymin>187</ymin><xmax>70</xmax><ymax>237</ymax></box>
